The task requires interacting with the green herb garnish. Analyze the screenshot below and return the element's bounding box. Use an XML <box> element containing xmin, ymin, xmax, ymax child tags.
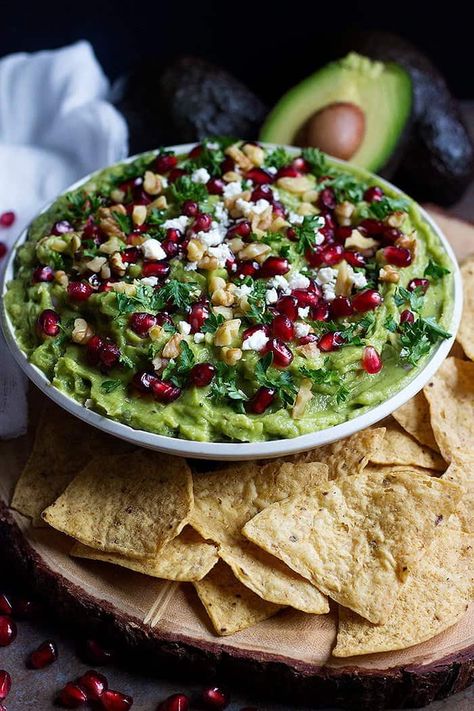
<box><xmin>255</xmin><ymin>352</ymin><xmax>298</xmax><ymax>407</ymax></box>
<box><xmin>101</xmin><ymin>380</ymin><xmax>122</xmax><ymax>393</ymax></box>
<box><xmin>170</xmin><ymin>175</ymin><xmax>208</xmax><ymax>205</ymax></box>
<box><xmin>265</xmin><ymin>147</ymin><xmax>293</xmax><ymax>170</ymax></box>
<box><xmin>301</xmin><ymin>148</ymin><xmax>331</xmax><ymax>178</ymax></box>
<box><xmin>368</xmin><ymin>196</ymin><xmax>409</xmax><ymax>219</ymax></box>
<box><xmin>162</xmin><ymin>341</ymin><xmax>195</xmax><ymax>386</ymax></box>
<box><xmin>210</xmin><ymin>362</ymin><xmax>248</xmax><ymax>412</ymax></box>
<box><xmin>399</xmin><ymin>317</ymin><xmax>451</xmax><ymax>366</ymax></box>
<box><xmin>424</xmin><ymin>259</ymin><xmax>450</xmax><ymax>280</ymax></box>
<box><xmin>394</xmin><ymin>286</ymin><xmax>425</xmax><ymax>314</ymax></box>
<box><xmin>201</xmin><ymin>311</ymin><xmax>225</xmax><ymax>334</ymax></box>
<box><xmin>293</xmin><ymin>215</ymin><xmax>325</xmax><ymax>254</ymax></box>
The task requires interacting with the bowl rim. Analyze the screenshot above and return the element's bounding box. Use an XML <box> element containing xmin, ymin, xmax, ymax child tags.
<box><xmin>0</xmin><ymin>142</ymin><xmax>463</xmax><ymax>460</ymax></box>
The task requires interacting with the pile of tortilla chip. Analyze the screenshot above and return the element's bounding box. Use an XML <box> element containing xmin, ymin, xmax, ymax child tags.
<box><xmin>10</xmin><ymin>259</ymin><xmax>474</xmax><ymax>656</ymax></box>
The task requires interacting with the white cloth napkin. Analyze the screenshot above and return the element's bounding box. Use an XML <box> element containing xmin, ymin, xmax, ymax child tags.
<box><xmin>0</xmin><ymin>41</ymin><xmax>129</xmax><ymax>439</ymax></box>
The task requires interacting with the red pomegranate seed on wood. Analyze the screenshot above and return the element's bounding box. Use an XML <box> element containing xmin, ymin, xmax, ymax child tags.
<box><xmin>201</xmin><ymin>687</ymin><xmax>229</xmax><ymax>710</ymax></box>
<box><xmin>0</xmin><ymin>595</ymin><xmax>12</xmax><ymax>617</ymax></box>
<box><xmin>0</xmin><ymin>670</ymin><xmax>11</xmax><ymax>700</ymax></box>
<box><xmin>100</xmin><ymin>689</ymin><xmax>133</xmax><ymax>711</ymax></box>
<box><xmin>27</xmin><ymin>640</ymin><xmax>58</xmax><ymax>669</ymax></box>
<box><xmin>0</xmin><ymin>211</ymin><xmax>15</xmax><ymax>227</ymax></box>
<box><xmin>157</xmin><ymin>693</ymin><xmax>190</xmax><ymax>711</ymax></box>
<box><xmin>82</xmin><ymin>639</ymin><xmax>114</xmax><ymax>665</ymax></box>
<box><xmin>78</xmin><ymin>670</ymin><xmax>108</xmax><ymax>700</ymax></box>
<box><xmin>58</xmin><ymin>682</ymin><xmax>88</xmax><ymax>708</ymax></box>
<box><xmin>362</xmin><ymin>346</ymin><xmax>383</xmax><ymax>374</ymax></box>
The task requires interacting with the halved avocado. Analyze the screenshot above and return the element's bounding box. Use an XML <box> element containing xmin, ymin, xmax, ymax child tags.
<box><xmin>261</xmin><ymin>53</ymin><xmax>412</xmax><ymax>174</ymax></box>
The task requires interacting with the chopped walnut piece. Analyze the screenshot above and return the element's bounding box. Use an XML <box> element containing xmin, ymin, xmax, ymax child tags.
<box><xmin>223</xmin><ymin>170</ymin><xmax>242</xmax><ymax>183</ymax></box>
<box><xmin>395</xmin><ymin>232</ymin><xmax>417</xmax><ymax>254</ymax></box>
<box><xmin>71</xmin><ymin>318</ymin><xmax>94</xmax><ymax>345</ymax></box>
<box><xmin>212</xmin><ymin>286</ymin><xmax>235</xmax><ymax>307</ymax></box>
<box><xmin>109</xmin><ymin>251</ymin><xmax>127</xmax><ymax>276</ymax></box>
<box><xmin>334</xmin><ymin>201</ymin><xmax>355</xmax><ymax>226</ymax></box>
<box><xmin>345</xmin><ymin>230</ymin><xmax>379</xmax><ymax>250</ymax></box>
<box><xmin>270</xmin><ymin>216</ymin><xmax>289</xmax><ymax>233</ymax></box>
<box><xmin>297</xmin><ymin>202</ymin><xmax>318</xmax><ymax>216</ymax></box>
<box><xmin>132</xmin><ymin>205</ymin><xmax>147</xmax><ymax>227</ymax></box>
<box><xmin>335</xmin><ymin>261</ymin><xmax>352</xmax><ymax>297</ymax></box>
<box><xmin>54</xmin><ymin>270</ymin><xmax>69</xmax><ymax>288</ymax></box>
<box><xmin>238</xmin><ymin>242</ymin><xmax>271</xmax><ymax>262</ymax></box>
<box><xmin>209</xmin><ymin>275</ymin><xmax>227</xmax><ymax>293</ymax></box>
<box><xmin>110</xmin><ymin>188</ymin><xmax>126</xmax><ymax>204</ymax></box>
<box><xmin>143</xmin><ymin>170</ymin><xmax>163</xmax><ymax>196</ymax></box>
<box><xmin>276</xmin><ymin>176</ymin><xmax>313</xmax><ymax>194</ymax></box>
<box><xmin>386</xmin><ymin>211</ymin><xmax>405</xmax><ymax>228</ymax></box>
<box><xmin>251</xmin><ymin>205</ymin><xmax>273</xmax><ymax>233</ymax></box>
<box><xmin>292</xmin><ymin>378</ymin><xmax>313</xmax><ymax>419</ymax></box>
<box><xmin>379</xmin><ymin>265</ymin><xmax>400</xmax><ymax>283</ymax></box>
<box><xmin>98</xmin><ymin>205</ymin><xmax>126</xmax><ymax>238</ymax></box>
<box><xmin>225</xmin><ymin>144</ymin><xmax>253</xmax><ymax>172</ymax></box>
<box><xmin>85</xmin><ymin>255</ymin><xmax>107</xmax><ymax>273</ymax></box>
<box><xmin>99</xmin><ymin>236</ymin><xmax>123</xmax><ymax>255</ymax></box>
<box><xmin>221</xmin><ymin>347</ymin><xmax>243</xmax><ymax>365</ymax></box>
<box><xmin>242</xmin><ymin>143</ymin><xmax>265</xmax><ymax>166</ymax></box>
<box><xmin>162</xmin><ymin>334</ymin><xmax>184</xmax><ymax>358</ymax></box>
<box><xmin>212</xmin><ymin>305</ymin><xmax>234</xmax><ymax>320</ymax></box>
<box><xmin>296</xmin><ymin>341</ymin><xmax>321</xmax><ymax>360</ymax></box>
<box><xmin>187</xmin><ymin>239</ymin><xmax>206</xmax><ymax>262</ymax></box>
<box><xmin>198</xmin><ymin>255</ymin><xmax>219</xmax><ymax>271</ymax></box>
<box><xmin>214</xmin><ymin>318</ymin><xmax>241</xmax><ymax>346</ymax></box>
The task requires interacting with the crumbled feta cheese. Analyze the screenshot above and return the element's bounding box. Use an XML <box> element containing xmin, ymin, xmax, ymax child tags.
<box><xmin>208</xmin><ymin>243</ymin><xmax>234</xmax><ymax>267</ymax></box>
<box><xmin>196</xmin><ymin>223</ymin><xmax>226</xmax><ymax>247</ymax></box>
<box><xmin>214</xmin><ymin>202</ymin><xmax>229</xmax><ymax>225</ymax></box>
<box><xmin>193</xmin><ymin>332</ymin><xmax>205</xmax><ymax>344</ymax></box>
<box><xmin>141</xmin><ymin>238</ymin><xmax>166</xmax><ymax>261</ymax></box>
<box><xmin>316</xmin><ymin>267</ymin><xmax>339</xmax><ymax>285</ymax></box>
<box><xmin>140</xmin><ymin>276</ymin><xmax>159</xmax><ymax>287</ymax></box>
<box><xmin>350</xmin><ymin>268</ymin><xmax>368</xmax><ymax>289</ymax></box>
<box><xmin>191</xmin><ymin>167</ymin><xmax>211</xmax><ymax>184</ymax></box>
<box><xmin>242</xmin><ymin>329</ymin><xmax>269</xmax><ymax>352</ymax></box>
<box><xmin>269</xmin><ymin>275</ymin><xmax>290</xmax><ymax>292</ymax></box>
<box><xmin>314</xmin><ymin>230</ymin><xmax>325</xmax><ymax>246</ymax></box>
<box><xmin>234</xmin><ymin>283</ymin><xmax>254</xmax><ymax>299</ymax></box>
<box><xmin>236</xmin><ymin>198</ymin><xmax>271</xmax><ymax>217</ymax></box>
<box><xmin>323</xmin><ymin>283</ymin><xmax>336</xmax><ymax>302</ymax></box>
<box><xmin>160</xmin><ymin>176</ymin><xmax>169</xmax><ymax>189</ymax></box>
<box><xmin>267</xmin><ymin>166</ymin><xmax>278</xmax><ymax>175</ymax></box>
<box><xmin>163</xmin><ymin>215</ymin><xmax>190</xmax><ymax>231</ymax></box>
<box><xmin>288</xmin><ymin>272</ymin><xmax>310</xmax><ymax>290</ymax></box>
<box><xmin>294</xmin><ymin>322</ymin><xmax>311</xmax><ymax>338</ymax></box>
<box><xmin>185</xmin><ymin>261</ymin><xmax>198</xmax><ymax>271</ymax></box>
<box><xmin>288</xmin><ymin>211</ymin><xmax>304</xmax><ymax>225</ymax></box>
<box><xmin>178</xmin><ymin>321</ymin><xmax>191</xmax><ymax>335</ymax></box>
<box><xmin>223</xmin><ymin>181</ymin><xmax>242</xmax><ymax>199</ymax></box>
<box><xmin>298</xmin><ymin>306</ymin><xmax>310</xmax><ymax>319</ymax></box>
<box><xmin>265</xmin><ymin>288</ymin><xmax>278</xmax><ymax>305</ymax></box>
<box><xmin>206</xmin><ymin>141</ymin><xmax>219</xmax><ymax>150</ymax></box>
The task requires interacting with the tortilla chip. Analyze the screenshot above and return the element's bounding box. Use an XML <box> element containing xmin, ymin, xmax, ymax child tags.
<box><xmin>191</xmin><ymin>461</ymin><xmax>329</xmax><ymax>613</ymax></box>
<box><xmin>243</xmin><ymin>468</ymin><xmax>461</xmax><ymax>623</ymax></box>
<box><xmin>392</xmin><ymin>392</ymin><xmax>440</xmax><ymax>453</ymax></box>
<box><xmin>370</xmin><ymin>420</ymin><xmax>445</xmax><ymax>471</ymax></box>
<box><xmin>193</xmin><ymin>560</ymin><xmax>282</xmax><ymax>636</ymax></box>
<box><xmin>43</xmin><ymin>450</ymin><xmax>193</xmax><ymax>559</ymax></box>
<box><xmin>333</xmin><ymin>527</ymin><xmax>474</xmax><ymax>657</ymax></box>
<box><xmin>364</xmin><ymin>464</ymin><xmax>439</xmax><ymax>478</ymax></box>
<box><xmin>71</xmin><ymin>526</ymin><xmax>218</xmax><ymax>581</ymax></box>
<box><xmin>424</xmin><ymin>357</ymin><xmax>474</xmax><ymax>465</ymax></box>
<box><xmin>289</xmin><ymin>428</ymin><xmax>386</xmax><ymax>480</ymax></box>
<box><xmin>457</xmin><ymin>258</ymin><xmax>474</xmax><ymax>360</ymax></box>
<box><xmin>11</xmin><ymin>404</ymin><xmax>132</xmax><ymax>526</ymax></box>
<box><xmin>443</xmin><ymin>462</ymin><xmax>474</xmax><ymax>534</ymax></box>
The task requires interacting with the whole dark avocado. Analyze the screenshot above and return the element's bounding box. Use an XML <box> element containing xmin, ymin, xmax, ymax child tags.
<box><xmin>115</xmin><ymin>56</ymin><xmax>267</xmax><ymax>155</ymax></box>
<box><xmin>348</xmin><ymin>32</ymin><xmax>474</xmax><ymax>206</ymax></box>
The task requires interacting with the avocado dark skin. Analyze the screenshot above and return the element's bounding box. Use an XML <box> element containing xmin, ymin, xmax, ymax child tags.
<box><xmin>345</xmin><ymin>31</ymin><xmax>474</xmax><ymax>206</ymax></box>
<box><xmin>115</xmin><ymin>56</ymin><xmax>267</xmax><ymax>155</ymax></box>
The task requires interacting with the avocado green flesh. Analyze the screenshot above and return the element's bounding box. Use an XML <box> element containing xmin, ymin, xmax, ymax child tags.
<box><xmin>4</xmin><ymin>152</ymin><xmax>452</xmax><ymax>443</ymax></box>
<box><xmin>261</xmin><ymin>53</ymin><xmax>412</xmax><ymax>173</ymax></box>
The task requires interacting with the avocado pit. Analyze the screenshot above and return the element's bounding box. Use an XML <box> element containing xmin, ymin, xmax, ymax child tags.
<box><xmin>299</xmin><ymin>102</ymin><xmax>366</xmax><ymax>160</ymax></box>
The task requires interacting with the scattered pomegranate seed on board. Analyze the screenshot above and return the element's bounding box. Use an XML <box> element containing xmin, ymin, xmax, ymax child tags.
<box><xmin>0</xmin><ymin>211</ymin><xmax>15</xmax><ymax>227</ymax></box>
<box><xmin>201</xmin><ymin>686</ymin><xmax>229</xmax><ymax>710</ymax></box>
<box><xmin>27</xmin><ymin>640</ymin><xmax>58</xmax><ymax>669</ymax></box>
<box><xmin>0</xmin><ymin>671</ymin><xmax>11</xmax><ymax>701</ymax></box>
<box><xmin>157</xmin><ymin>693</ymin><xmax>190</xmax><ymax>711</ymax></box>
<box><xmin>100</xmin><ymin>688</ymin><xmax>133</xmax><ymax>710</ymax></box>
<box><xmin>58</xmin><ymin>682</ymin><xmax>88</xmax><ymax>708</ymax></box>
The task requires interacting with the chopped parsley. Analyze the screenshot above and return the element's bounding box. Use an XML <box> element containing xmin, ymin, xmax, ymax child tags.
<box><xmin>394</xmin><ymin>286</ymin><xmax>425</xmax><ymax>313</ymax></box>
<box><xmin>299</xmin><ymin>362</ymin><xmax>349</xmax><ymax>404</ymax></box>
<box><xmin>245</xmin><ymin>279</ymin><xmax>272</xmax><ymax>324</ymax></box>
<box><xmin>65</xmin><ymin>190</ymin><xmax>102</xmax><ymax>221</ymax></box>
<box><xmin>209</xmin><ymin>362</ymin><xmax>248</xmax><ymax>412</ymax></box>
<box><xmin>170</xmin><ymin>175</ymin><xmax>208</xmax><ymax>205</ymax></box>
<box><xmin>368</xmin><ymin>196</ymin><xmax>409</xmax><ymax>219</ymax></box>
<box><xmin>147</xmin><ymin>208</ymin><xmax>167</xmax><ymax>226</ymax></box>
<box><xmin>112</xmin><ymin>211</ymin><xmax>132</xmax><ymax>235</ymax></box>
<box><xmin>424</xmin><ymin>259</ymin><xmax>450</xmax><ymax>280</ymax></box>
<box><xmin>201</xmin><ymin>311</ymin><xmax>225</xmax><ymax>334</ymax></box>
<box><xmin>265</xmin><ymin>147</ymin><xmax>293</xmax><ymax>170</ymax></box>
<box><xmin>324</xmin><ymin>173</ymin><xmax>366</xmax><ymax>203</ymax></box>
<box><xmin>399</xmin><ymin>317</ymin><xmax>451</xmax><ymax>366</ymax></box>
<box><xmin>301</xmin><ymin>147</ymin><xmax>331</xmax><ymax>178</ymax></box>
<box><xmin>255</xmin><ymin>353</ymin><xmax>298</xmax><ymax>406</ymax></box>
<box><xmin>162</xmin><ymin>341</ymin><xmax>195</xmax><ymax>386</ymax></box>
<box><xmin>384</xmin><ymin>315</ymin><xmax>398</xmax><ymax>333</ymax></box>
<box><xmin>293</xmin><ymin>215</ymin><xmax>325</xmax><ymax>254</ymax></box>
<box><xmin>154</xmin><ymin>279</ymin><xmax>201</xmax><ymax>312</ymax></box>
<box><xmin>101</xmin><ymin>379</ymin><xmax>122</xmax><ymax>393</ymax></box>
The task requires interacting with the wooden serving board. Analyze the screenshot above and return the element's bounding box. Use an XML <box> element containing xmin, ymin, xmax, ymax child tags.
<box><xmin>1</xmin><ymin>210</ymin><xmax>474</xmax><ymax>710</ymax></box>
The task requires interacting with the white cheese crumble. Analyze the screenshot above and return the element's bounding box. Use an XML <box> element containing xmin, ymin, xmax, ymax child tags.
<box><xmin>350</xmin><ymin>268</ymin><xmax>368</xmax><ymax>289</ymax></box>
<box><xmin>185</xmin><ymin>261</ymin><xmax>198</xmax><ymax>271</ymax></box>
<box><xmin>269</xmin><ymin>275</ymin><xmax>290</xmax><ymax>292</ymax></box>
<box><xmin>265</xmin><ymin>288</ymin><xmax>278</xmax><ymax>305</ymax></box>
<box><xmin>294</xmin><ymin>322</ymin><xmax>311</xmax><ymax>338</ymax></box>
<box><xmin>298</xmin><ymin>306</ymin><xmax>310</xmax><ymax>319</ymax></box>
<box><xmin>193</xmin><ymin>332</ymin><xmax>205</xmax><ymax>344</ymax></box>
<box><xmin>222</xmin><ymin>181</ymin><xmax>242</xmax><ymax>199</ymax></box>
<box><xmin>191</xmin><ymin>167</ymin><xmax>211</xmax><ymax>184</ymax></box>
<box><xmin>323</xmin><ymin>284</ymin><xmax>336</xmax><ymax>302</ymax></box>
<box><xmin>234</xmin><ymin>283</ymin><xmax>253</xmax><ymax>300</ymax></box>
<box><xmin>178</xmin><ymin>321</ymin><xmax>192</xmax><ymax>335</ymax></box>
<box><xmin>316</xmin><ymin>267</ymin><xmax>339</xmax><ymax>285</ymax></box>
<box><xmin>207</xmin><ymin>243</ymin><xmax>233</xmax><ymax>267</ymax></box>
<box><xmin>163</xmin><ymin>215</ymin><xmax>190</xmax><ymax>231</ymax></box>
<box><xmin>140</xmin><ymin>276</ymin><xmax>159</xmax><ymax>287</ymax></box>
<box><xmin>288</xmin><ymin>211</ymin><xmax>304</xmax><ymax>225</ymax></box>
<box><xmin>314</xmin><ymin>230</ymin><xmax>325</xmax><ymax>246</ymax></box>
<box><xmin>160</xmin><ymin>176</ymin><xmax>169</xmax><ymax>189</ymax></box>
<box><xmin>214</xmin><ymin>202</ymin><xmax>229</xmax><ymax>225</ymax></box>
<box><xmin>242</xmin><ymin>329</ymin><xmax>269</xmax><ymax>352</ymax></box>
<box><xmin>288</xmin><ymin>272</ymin><xmax>310</xmax><ymax>290</ymax></box>
<box><xmin>236</xmin><ymin>198</ymin><xmax>271</xmax><ymax>217</ymax></box>
<box><xmin>196</xmin><ymin>222</ymin><xmax>226</xmax><ymax>247</ymax></box>
<box><xmin>141</xmin><ymin>238</ymin><xmax>166</xmax><ymax>261</ymax></box>
<box><xmin>267</xmin><ymin>166</ymin><xmax>277</xmax><ymax>175</ymax></box>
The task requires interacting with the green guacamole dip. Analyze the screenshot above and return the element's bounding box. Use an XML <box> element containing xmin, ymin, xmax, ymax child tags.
<box><xmin>4</xmin><ymin>141</ymin><xmax>454</xmax><ymax>442</ymax></box>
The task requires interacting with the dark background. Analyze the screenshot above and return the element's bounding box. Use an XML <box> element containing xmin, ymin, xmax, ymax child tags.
<box><xmin>2</xmin><ymin>0</ymin><xmax>472</xmax><ymax>102</ymax></box>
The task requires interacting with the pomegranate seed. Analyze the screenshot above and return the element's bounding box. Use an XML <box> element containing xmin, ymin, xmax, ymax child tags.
<box><xmin>335</xmin><ymin>225</ymin><xmax>353</xmax><ymax>243</ymax></box>
<box><xmin>319</xmin><ymin>332</ymin><xmax>345</xmax><ymax>352</ymax></box>
<box><xmin>129</xmin><ymin>312</ymin><xmax>157</xmax><ymax>337</ymax></box>
<box><xmin>408</xmin><ymin>278</ymin><xmax>430</xmax><ymax>293</ymax></box>
<box><xmin>151</xmin><ymin>379</ymin><xmax>181</xmax><ymax>403</ymax></box>
<box><xmin>259</xmin><ymin>256</ymin><xmax>289</xmax><ymax>279</ymax></box>
<box><xmin>37</xmin><ymin>309</ymin><xmax>60</xmax><ymax>337</ymax></box>
<box><xmin>286</xmin><ymin>227</ymin><xmax>297</xmax><ymax>242</ymax></box>
<box><xmin>86</xmin><ymin>336</ymin><xmax>104</xmax><ymax>365</ymax></box>
<box><xmin>207</xmin><ymin>177</ymin><xmax>224</xmax><ymax>195</ymax></box>
<box><xmin>189</xmin><ymin>145</ymin><xmax>202</xmax><ymax>158</ymax></box>
<box><xmin>292</xmin><ymin>156</ymin><xmax>310</xmax><ymax>173</ymax></box>
<box><xmin>343</xmin><ymin>250</ymin><xmax>366</xmax><ymax>268</ymax></box>
<box><xmin>362</xmin><ymin>346</ymin><xmax>383</xmax><ymax>374</ymax></box>
<box><xmin>0</xmin><ymin>211</ymin><xmax>15</xmax><ymax>227</ymax></box>
<box><xmin>383</xmin><ymin>246</ymin><xmax>412</xmax><ymax>267</ymax></box>
<box><xmin>322</xmin><ymin>244</ymin><xmax>344</xmax><ymax>266</ymax></box>
<box><xmin>275</xmin><ymin>295</ymin><xmax>298</xmax><ymax>320</ymax></box>
<box><xmin>400</xmin><ymin>309</ymin><xmax>415</xmax><ymax>324</ymax></box>
<box><xmin>78</xmin><ymin>670</ymin><xmax>108</xmax><ymax>700</ymax></box>
<box><xmin>82</xmin><ymin>639</ymin><xmax>114</xmax><ymax>665</ymax></box>
<box><xmin>330</xmin><ymin>296</ymin><xmax>353</xmax><ymax>318</ymax></box>
<box><xmin>0</xmin><ymin>617</ymin><xmax>16</xmax><ymax>647</ymax></box>
<box><xmin>318</xmin><ymin>188</ymin><xmax>336</xmax><ymax>211</ymax></box>
<box><xmin>155</xmin><ymin>154</ymin><xmax>177</xmax><ymax>173</ymax></box>
<box><xmin>272</xmin><ymin>201</ymin><xmax>286</xmax><ymax>217</ymax></box>
<box><xmin>0</xmin><ymin>242</ymin><xmax>6</xmax><ymax>259</ymax></box>
<box><xmin>182</xmin><ymin>200</ymin><xmax>199</xmax><ymax>217</ymax></box>
<box><xmin>68</xmin><ymin>281</ymin><xmax>94</xmax><ymax>301</ymax></box>
<box><xmin>166</xmin><ymin>228</ymin><xmax>183</xmax><ymax>243</ymax></box>
<box><xmin>155</xmin><ymin>312</ymin><xmax>174</xmax><ymax>328</ymax></box>
<box><xmin>247</xmin><ymin>386</ymin><xmax>275</xmax><ymax>414</ymax></box>
<box><xmin>250</xmin><ymin>184</ymin><xmax>274</xmax><ymax>202</ymax></box>
<box><xmin>193</xmin><ymin>213</ymin><xmax>212</xmax><ymax>232</ymax></box>
<box><xmin>242</xmin><ymin>324</ymin><xmax>270</xmax><ymax>342</ymax></box>
<box><xmin>234</xmin><ymin>261</ymin><xmax>259</xmax><ymax>278</ymax></box>
<box><xmin>0</xmin><ymin>671</ymin><xmax>11</xmax><ymax>701</ymax></box>
<box><xmin>272</xmin><ymin>314</ymin><xmax>294</xmax><ymax>341</ymax></box>
<box><xmin>201</xmin><ymin>686</ymin><xmax>229</xmax><ymax>710</ymax></box>
<box><xmin>276</xmin><ymin>165</ymin><xmax>300</xmax><ymax>179</ymax></box>
<box><xmin>227</xmin><ymin>221</ymin><xmax>251</xmax><ymax>239</ymax></box>
<box><xmin>359</xmin><ymin>218</ymin><xmax>384</xmax><ymax>237</ymax></box>
<box><xmin>381</xmin><ymin>226</ymin><xmax>403</xmax><ymax>244</ymax></box>
<box><xmin>83</xmin><ymin>217</ymin><xmax>101</xmax><ymax>240</ymax></box>
<box><xmin>132</xmin><ymin>371</ymin><xmax>157</xmax><ymax>393</ymax></box>
<box><xmin>27</xmin><ymin>640</ymin><xmax>57</xmax><ymax>669</ymax></box>
<box><xmin>52</xmin><ymin>220</ymin><xmax>73</xmax><ymax>235</ymax></box>
<box><xmin>246</xmin><ymin>167</ymin><xmax>273</xmax><ymax>184</ymax></box>
<box><xmin>292</xmin><ymin>290</ymin><xmax>319</xmax><ymax>308</ymax></box>
<box><xmin>158</xmin><ymin>693</ymin><xmax>190</xmax><ymax>711</ymax></box>
<box><xmin>118</xmin><ymin>177</ymin><xmax>142</xmax><ymax>195</ymax></box>
<box><xmin>305</xmin><ymin>247</ymin><xmax>324</xmax><ymax>267</ymax></box>
<box><xmin>352</xmin><ymin>289</ymin><xmax>383</xmax><ymax>313</ymax></box>
<box><xmin>122</xmin><ymin>247</ymin><xmax>140</xmax><ymax>263</ymax></box>
<box><xmin>266</xmin><ymin>338</ymin><xmax>293</xmax><ymax>368</ymax></box>
<box><xmin>100</xmin><ymin>689</ymin><xmax>133</xmax><ymax>711</ymax></box>
<box><xmin>142</xmin><ymin>261</ymin><xmax>170</xmax><ymax>279</ymax></box>
<box><xmin>32</xmin><ymin>265</ymin><xmax>54</xmax><ymax>282</ymax></box>
<box><xmin>298</xmin><ymin>333</ymin><xmax>318</xmax><ymax>346</ymax></box>
<box><xmin>312</xmin><ymin>304</ymin><xmax>329</xmax><ymax>321</ymax></box>
<box><xmin>161</xmin><ymin>239</ymin><xmax>180</xmax><ymax>258</ymax></box>
<box><xmin>58</xmin><ymin>682</ymin><xmax>87</xmax><ymax>708</ymax></box>
<box><xmin>364</xmin><ymin>186</ymin><xmax>384</xmax><ymax>203</ymax></box>
<box><xmin>189</xmin><ymin>301</ymin><xmax>209</xmax><ymax>332</ymax></box>
<box><xmin>99</xmin><ymin>340</ymin><xmax>121</xmax><ymax>369</ymax></box>
<box><xmin>220</xmin><ymin>156</ymin><xmax>235</xmax><ymax>173</ymax></box>
<box><xmin>169</xmin><ymin>167</ymin><xmax>187</xmax><ymax>183</ymax></box>
<box><xmin>0</xmin><ymin>595</ymin><xmax>12</xmax><ymax>617</ymax></box>
<box><xmin>188</xmin><ymin>363</ymin><xmax>215</xmax><ymax>387</ymax></box>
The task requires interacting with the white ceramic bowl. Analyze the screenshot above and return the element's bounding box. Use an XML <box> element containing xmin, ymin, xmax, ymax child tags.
<box><xmin>0</xmin><ymin>143</ymin><xmax>462</xmax><ymax>460</ymax></box>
